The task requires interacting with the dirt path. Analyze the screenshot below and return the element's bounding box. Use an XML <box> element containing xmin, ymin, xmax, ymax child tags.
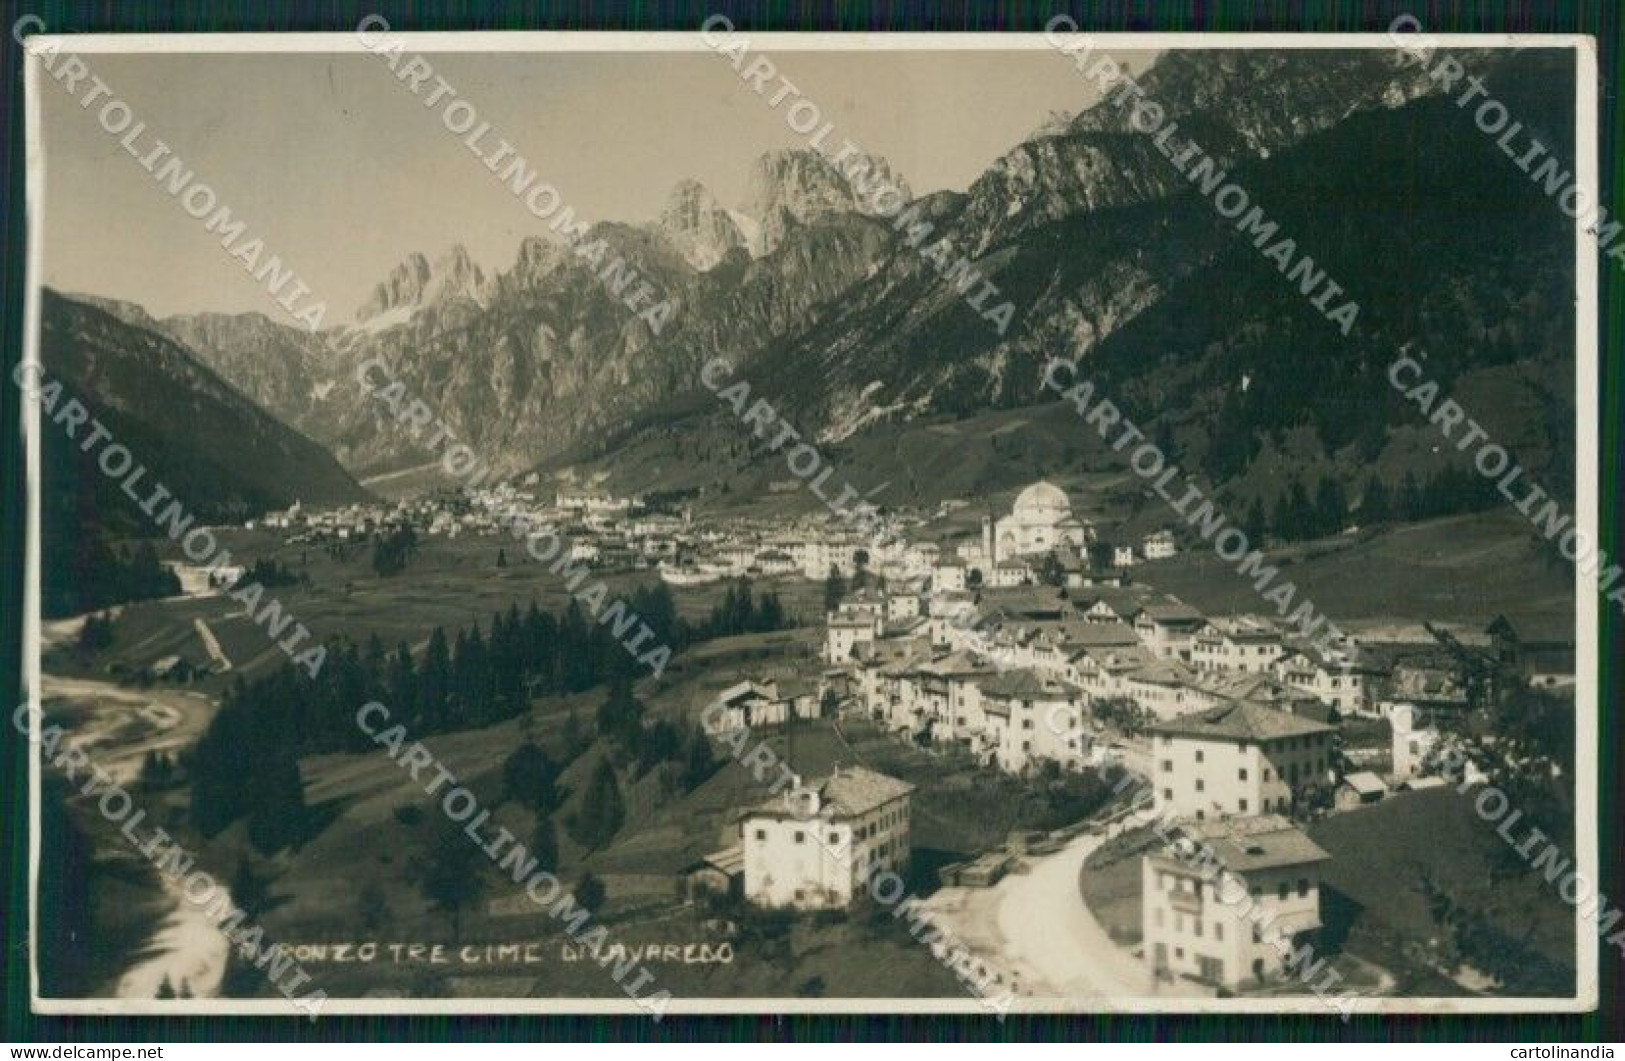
<box><xmin>993</xmin><ymin>832</ymin><xmax>1157</xmax><ymax>1001</ymax></box>
<box><xmin>923</xmin><ymin>815</ymin><xmax>1208</xmax><ymax>1006</ymax></box>
<box><xmin>39</xmin><ymin>669</ymin><xmax>228</xmax><ymax>998</ymax></box>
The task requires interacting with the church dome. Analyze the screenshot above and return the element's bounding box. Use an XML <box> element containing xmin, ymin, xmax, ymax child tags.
<box><xmin>1011</xmin><ymin>481</ymin><xmax>1071</xmax><ymax>524</ymax></box>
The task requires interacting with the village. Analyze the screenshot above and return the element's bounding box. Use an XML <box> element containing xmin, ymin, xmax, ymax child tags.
<box><xmin>236</xmin><ymin>476</ymin><xmax>1577</xmax><ymax>1000</ymax></box>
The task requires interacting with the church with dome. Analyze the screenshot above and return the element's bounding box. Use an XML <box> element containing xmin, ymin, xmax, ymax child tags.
<box><xmin>969</xmin><ymin>481</ymin><xmax>1094</xmax><ymax>566</ymax></box>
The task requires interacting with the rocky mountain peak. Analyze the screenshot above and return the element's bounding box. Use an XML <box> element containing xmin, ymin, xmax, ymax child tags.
<box><xmin>741</xmin><ymin>149</ymin><xmax>912</xmax><ymax>255</ymax></box>
<box><xmin>356</xmin><ymin>244</ymin><xmax>493</xmax><ymax>327</ymax></box>
<box><xmin>656</xmin><ymin>179</ymin><xmax>745</xmax><ymax>271</ymax></box>
<box><xmin>1067</xmin><ymin>48</ymin><xmax>1493</xmax><ymax>156</ymax></box>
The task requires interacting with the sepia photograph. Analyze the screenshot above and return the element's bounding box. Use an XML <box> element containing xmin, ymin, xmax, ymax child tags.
<box><xmin>4</xmin><ymin>11</ymin><xmax>1614</xmax><ymax>1048</ymax></box>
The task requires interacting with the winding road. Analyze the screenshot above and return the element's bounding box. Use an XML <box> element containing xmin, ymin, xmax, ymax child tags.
<box><xmin>38</xmin><ymin>568</ymin><xmax>235</xmax><ymax>999</ymax></box>
<box><xmin>923</xmin><ymin>808</ymin><xmax>1209</xmax><ymax>1006</ymax></box>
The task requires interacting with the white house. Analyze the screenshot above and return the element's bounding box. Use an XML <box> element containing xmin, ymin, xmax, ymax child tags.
<box><xmin>932</xmin><ymin>559</ymin><xmax>968</xmax><ymax>593</ymax></box>
<box><xmin>740</xmin><ymin>766</ymin><xmax>914</xmax><ymax>910</ymax></box>
<box><xmin>975</xmin><ymin>670</ymin><xmax>1090</xmax><ymax>773</ymax></box>
<box><xmin>700</xmin><ymin>679</ymin><xmax>808</xmax><ymax>736</ymax></box>
<box><xmin>988</xmin><ymin>559</ymin><xmax>1033</xmax><ymax>588</ymax></box>
<box><xmin>1192</xmin><ymin>616</ymin><xmax>1285</xmax><ymax>675</ymax></box>
<box><xmin>753</xmin><ymin>549</ymin><xmax>798</xmax><ymax>577</ymax></box>
<box><xmin>1149</xmin><ymin>701</ymin><xmax>1337</xmax><ymax>820</ymax></box>
<box><xmin>1143</xmin><ymin>815</ymin><xmax>1329</xmax><ymax>989</ymax></box>
<box><xmin>1123</xmin><ymin>659</ymin><xmax>1217</xmax><ymax>721</ymax></box>
<box><xmin>1387</xmin><ymin>701</ymin><xmax>1488</xmax><ymax>783</ymax></box>
<box><xmin>1273</xmin><ymin>644</ymin><xmax>1375</xmax><ymax>717</ymax></box>
<box><xmin>1133</xmin><ymin>601</ymin><xmax>1208</xmax><ymax>661</ymax></box>
<box><xmin>1142</xmin><ymin>529</ymin><xmax>1177</xmax><ymax>561</ymax></box>
<box><xmin>825</xmin><ymin>614</ymin><xmax>880</xmax><ymax>664</ymax></box>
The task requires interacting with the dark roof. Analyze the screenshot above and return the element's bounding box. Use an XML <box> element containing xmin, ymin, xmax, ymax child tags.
<box><xmin>1127</xmin><ymin>659</ymin><xmax>1198</xmax><ymax>687</ymax></box>
<box><xmin>743</xmin><ymin>766</ymin><xmax>914</xmax><ymax>823</ymax></box>
<box><xmin>1203</xmin><ymin>673</ymin><xmax>1319</xmax><ymax>707</ymax></box>
<box><xmin>685</xmin><ymin>844</ymin><xmax>745</xmax><ymax>876</ymax></box>
<box><xmin>1340</xmin><ymin>772</ymin><xmax>1387</xmax><ymax>795</ymax></box>
<box><xmin>1142</xmin><ymin>601</ymin><xmax>1207</xmax><ymax>623</ymax></box>
<box><xmin>1164</xmin><ymin>815</ymin><xmax>1330</xmax><ymax>872</ymax></box>
<box><xmin>1055</xmin><ymin>621</ymin><xmax>1141</xmax><ymax>648</ymax></box>
<box><xmin>1391</xmin><ymin>666</ymin><xmax>1469</xmax><ymax>704</ymax></box>
<box><xmin>1150</xmin><ymin>700</ymin><xmax>1334</xmax><ymax>742</ymax></box>
<box><xmin>815</xmin><ymin>767</ymin><xmax>914</xmax><ymax>817</ymax></box>
<box><xmin>975</xmin><ymin>669</ymin><xmax>1084</xmax><ymax>700</ymax></box>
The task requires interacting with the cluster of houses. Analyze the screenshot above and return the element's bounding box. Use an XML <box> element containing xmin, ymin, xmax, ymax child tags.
<box><xmin>667</xmin><ymin>480</ymin><xmax>1574</xmax><ymax>998</ymax></box>
<box><xmin>821</xmin><ymin>571</ymin><xmax>1387</xmax><ymax>779</ymax></box>
<box><xmin>253</xmin><ymin>475</ymin><xmax>1194</xmax><ymax>595</ymax></box>
<box><xmin>271</xmin><ymin>475</ymin><xmax>1568</xmax><ymax>995</ymax></box>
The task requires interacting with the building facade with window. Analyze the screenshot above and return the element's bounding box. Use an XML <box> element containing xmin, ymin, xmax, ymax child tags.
<box><xmin>740</xmin><ymin>766</ymin><xmax>914</xmax><ymax>909</ymax></box>
<box><xmin>1142</xmin><ymin>815</ymin><xmax>1329</xmax><ymax>989</ymax></box>
<box><xmin>1148</xmin><ymin>701</ymin><xmax>1336</xmax><ymax>820</ymax></box>
<box><xmin>974</xmin><ymin>669</ymin><xmax>1089</xmax><ymax>773</ymax></box>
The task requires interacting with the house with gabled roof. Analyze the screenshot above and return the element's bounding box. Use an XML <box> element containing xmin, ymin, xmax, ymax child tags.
<box><xmin>1201</xmin><ymin>672</ymin><xmax>1331</xmax><ymax>723</ymax></box>
<box><xmin>1143</xmin><ymin>815</ymin><xmax>1329</xmax><ymax>989</ymax></box>
<box><xmin>1273</xmin><ymin>640</ymin><xmax>1379</xmax><ymax>717</ymax></box>
<box><xmin>974</xmin><ymin>669</ymin><xmax>1090</xmax><ymax>773</ymax></box>
<box><xmin>740</xmin><ymin>766</ymin><xmax>914</xmax><ymax>910</ymax></box>
<box><xmin>1192</xmin><ymin>615</ymin><xmax>1285</xmax><ymax>675</ymax></box>
<box><xmin>1134</xmin><ymin>599</ymin><xmax>1209</xmax><ymax>661</ymax></box>
<box><xmin>1149</xmin><ymin>701</ymin><xmax>1336</xmax><ymax>820</ymax></box>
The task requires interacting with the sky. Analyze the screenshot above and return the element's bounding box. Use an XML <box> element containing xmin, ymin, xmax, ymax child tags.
<box><xmin>39</xmin><ymin>47</ymin><xmax>1156</xmax><ymax>323</ymax></box>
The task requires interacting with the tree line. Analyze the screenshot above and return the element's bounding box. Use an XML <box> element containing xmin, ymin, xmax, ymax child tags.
<box><xmin>186</xmin><ymin>579</ymin><xmax>786</xmax><ymax>854</ymax></box>
<box><xmin>1238</xmin><ymin>466</ymin><xmax>1505</xmax><ymax>546</ymax></box>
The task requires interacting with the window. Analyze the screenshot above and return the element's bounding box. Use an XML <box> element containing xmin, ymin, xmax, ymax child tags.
<box><xmin>1278</xmin><ymin>882</ymin><xmax>1289</xmax><ymax>900</ymax></box>
<box><xmin>1238</xmin><ymin>799</ymin><xmax>1248</xmax><ymax>813</ymax></box>
<box><xmin>755</xmin><ymin>829</ymin><xmax>767</xmax><ymax>841</ymax></box>
<box><xmin>1195</xmin><ymin>749</ymin><xmax>1205</xmax><ymax>763</ymax></box>
<box><xmin>1195</xmin><ymin>780</ymin><xmax>1205</xmax><ymax>792</ymax></box>
<box><xmin>1164</xmin><ymin>788</ymin><xmax>1173</xmax><ymax>801</ymax></box>
<box><xmin>1252</xmin><ymin>924</ymin><xmax>1262</xmax><ymax>943</ymax></box>
<box><xmin>1297</xmin><ymin>878</ymin><xmax>1309</xmax><ymax>898</ymax></box>
<box><xmin>1214</xmin><ymin>922</ymin><xmax>1224</xmax><ymax>941</ymax></box>
<box><xmin>828</xmin><ymin>831</ymin><xmax>840</xmax><ymax>845</ymax></box>
<box><xmin>1238</xmin><ymin>768</ymin><xmax>1248</xmax><ymax>781</ymax></box>
<box><xmin>794</xmin><ymin>831</ymin><xmax>806</xmax><ymax>844</ymax></box>
<box><xmin>1162</xmin><ymin>760</ymin><xmax>1173</xmax><ymax>772</ymax></box>
<box><xmin>1194</xmin><ymin>920</ymin><xmax>1203</xmax><ymax>938</ymax></box>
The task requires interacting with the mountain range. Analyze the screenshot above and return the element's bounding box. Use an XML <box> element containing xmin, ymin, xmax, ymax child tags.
<box><xmin>46</xmin><ymin>46</ymin><xmax>1577</xmax><ymax>524</ymax></box>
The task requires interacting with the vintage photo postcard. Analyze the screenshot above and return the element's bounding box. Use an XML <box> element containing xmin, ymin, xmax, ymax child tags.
<box><xmin>17</xmin><ymin>25</ymin><xmax>1601</xmax><ymax>1020</ymax></box>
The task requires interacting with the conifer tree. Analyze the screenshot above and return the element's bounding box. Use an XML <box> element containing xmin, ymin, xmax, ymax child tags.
<box><xmin>568</xmin><ymin>760</ymin><xmax>625</xmax><ymax>850</ymax></box>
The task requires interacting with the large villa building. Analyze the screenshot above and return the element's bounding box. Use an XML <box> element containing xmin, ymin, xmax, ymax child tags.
<box><xmin>739</xmin><ymin>766</ymin><xmax>914</xmax><ymax>910</ymax></box>
<box><xmin>1149</xmin><ymin>701</ymin><xmax>1336</xmax><ymax>820</ymax></box>
<box><xmin>1142</xmin><ymin>815</ymin><xmax>1330</xmax><ymax>989</ymax></box>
